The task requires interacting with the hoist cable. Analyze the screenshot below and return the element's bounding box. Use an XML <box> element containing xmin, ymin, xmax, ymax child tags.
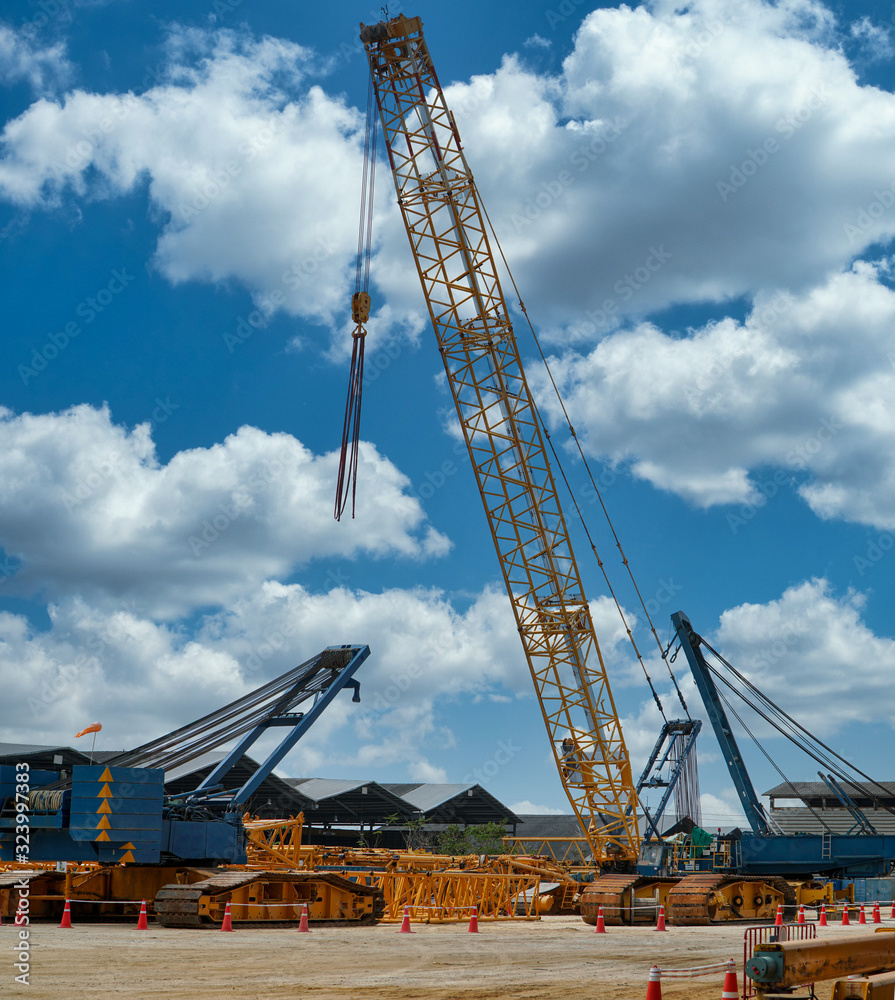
<box><xmin>478</xmin><ymin>197</ymin><xmax>689</xmax><ymax>720</ymax></box>
<box><xmin>335</xmin><ymin>76</ymin><xmax>378</xmax><ymax>521</ymax></box>
<box><xmin>700</xmin><ymin>638</ymin><xmax>895</xmax><ymax>814</ymax></box>
<box><xmin>707</xmin><ymin>677</ymin><xmax>830</xmax><ymax>834</ymax></box>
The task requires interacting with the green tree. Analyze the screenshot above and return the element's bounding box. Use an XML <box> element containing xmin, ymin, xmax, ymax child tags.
<box><xmin>435</xmin><ymin>821</ymin><xmax>508</xmax><ymax>856</ymax></box>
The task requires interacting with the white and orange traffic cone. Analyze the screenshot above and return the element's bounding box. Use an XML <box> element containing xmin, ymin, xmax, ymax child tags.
<box><xmin>720</xmin><ymin>960</ymin><xmax>738</xmax><ymax>999</ymax></box>
<box><xmin>298</xmin><ymin>902</ymin><xmax>310</xmax><ymax>932</ymax></box>
<box><xmin>655</xmin><ymin>905</ymin><xmax>667</xmax><ymax>931</ymax></box>
<box><xmin>842</xmin><ymin>905</ymin><xmax>850</xmax><ymax>926</ymax></box>
<box><xmin>797</xmin><ymin>904</ymin><xmax>805</xmax><ymax>924</ymax></box>
<box><xmin>873</xmin><ymin>903</ymin><xmax>881</xmax><ymax>924</ymax></box>
<box><xmin>59</xmin><ymin>899</ymin><xmax>72</xmax><ymax>929</ymax></box>
<box><xmin>220</xmin><ymin>901</ymin><xmax>233</xmax><ymax>932</ymax></box>
<box><xmin>136</xmin><ymin>899</ymin><xmax>148</xmax><ymax>930</ymax></box>
<box><xmin>398</xmin><ymin>906</ymin><xmax>413</xmax><ymax>933</ymax></box>
<box><xmin>819</xmin><ymin>904</ymin><xmax>827</xmax><ymax>926</ymax></box>
<box><xmin>645</xmin><ymin>965</ymin><xmax>662</xmax><ymax>1000</ymax></box>
<box><xmin>468</xmin><ymin>907</ymin><xmax>479</xmax><ymax>933</ymax></box>
<box><xmin>859</xmin><ymin>905</ymin><xmax>867</xmax><ymax>925</ymax></box>
<box><xmin>774</xmin><ymin>904</ymin><xmax>783</xmax><ymax>926</ymax></box>
<box><xmin>595</xmin><ymin>905</ymin><xmax>607</xmax><ymax>933</ymax></box>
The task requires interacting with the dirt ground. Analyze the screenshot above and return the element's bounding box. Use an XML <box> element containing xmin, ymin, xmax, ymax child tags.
<box><xmin>4</xmin><ymin>913</ymin><xmax>875</xmax><ymax>999</ymax></box>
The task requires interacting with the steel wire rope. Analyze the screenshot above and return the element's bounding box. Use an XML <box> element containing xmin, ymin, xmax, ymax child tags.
<box><xmin>478</xmin><ymin>199</ymin><xmax>689</xmax><ymax>722</ymax></box>
<box><xmin>695</xmin><ymin>640</ymin><xmax>895</xmax><ymax>826</ymax></box>
<box><xmin>43</xmin><ymin>649</ymin><xmax>350</xmax><ymax>788</ymax></box>
<box><xmin>696</xmin><ymin>657</ymin><xmax>832</xmax><ymax>834</ymax></box>
<box><xmin>699</xmin><ymin>637</ymin><xmax>895</xmax><ymax>818</ymax></box>
<box><xmin>335</xmin><ymin>73</ymin><xmax>378</xmax><ymax>520</ymax></box>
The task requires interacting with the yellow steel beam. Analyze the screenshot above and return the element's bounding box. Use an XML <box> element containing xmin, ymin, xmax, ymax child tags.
<box><xmin>831</xmin><ymin>969</ymin><xmax>895</xmax><ymax>999</ymax></box>
<box><xmin>747</xmin><ymin>932</ymin><xmax>895</xmax><ymax>990</ymax></box>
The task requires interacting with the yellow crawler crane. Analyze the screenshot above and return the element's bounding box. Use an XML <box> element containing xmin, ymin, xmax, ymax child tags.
<box><xmin>358</xmin><ymin>11</ymin><xmax>638</xmax><ymax>869</ymax></box>
<box><xmin>356</xmin><ymin>14</ymin><xmax>796</xmax><ymax>926</ymax></box>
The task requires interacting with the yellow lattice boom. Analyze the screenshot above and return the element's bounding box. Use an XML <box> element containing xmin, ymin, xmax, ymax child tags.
<box><xmin>358</xmin><ymin>13</ymin><xmax>639</xmax><ymax>864</ymax></box>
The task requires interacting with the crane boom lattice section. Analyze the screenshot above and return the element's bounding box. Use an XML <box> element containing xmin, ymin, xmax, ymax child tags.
<box><xmin>360</xmin><ymin>14</ymin><xmax>639</xmax><ymax>861</ymax></box>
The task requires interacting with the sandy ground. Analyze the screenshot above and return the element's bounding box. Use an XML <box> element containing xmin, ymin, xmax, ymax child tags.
<box><xmin>3</xmin><ymin>913</ymin><xmax>876</xmax><ymax>999</ymax></box>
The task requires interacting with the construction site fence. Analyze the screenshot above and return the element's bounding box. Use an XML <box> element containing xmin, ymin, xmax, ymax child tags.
<box><xmin>742</xmin><ymin>922</ymin><xmax>816</xmax><ymax>1000</ymax></box>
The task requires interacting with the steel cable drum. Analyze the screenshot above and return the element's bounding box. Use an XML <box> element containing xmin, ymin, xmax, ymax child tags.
<box><xmin>28</xmin><ymin>788</ymin><xmax>65</xmax><ymax>811</ymax></box>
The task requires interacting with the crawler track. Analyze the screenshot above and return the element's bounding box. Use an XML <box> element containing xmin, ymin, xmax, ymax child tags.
<box><xmin>155</xmin><ymin>871</ymin><xmax>385</xmax><ymax>927</ymax></box>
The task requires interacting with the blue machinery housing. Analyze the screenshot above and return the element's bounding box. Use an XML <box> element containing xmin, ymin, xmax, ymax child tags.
<box><xmin>0</xmin><ymin>644</ymin><xmax>369</xmax><ymax>865</ymax></box>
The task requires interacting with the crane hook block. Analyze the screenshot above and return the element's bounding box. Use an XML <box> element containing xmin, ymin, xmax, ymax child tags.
<box><xmin>351</xmin><ymin>291</ymin><xmax>371</xmax><ymax>324</ymax></box>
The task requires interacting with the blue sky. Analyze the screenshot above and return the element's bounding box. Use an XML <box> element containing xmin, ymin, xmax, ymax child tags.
<box><xmin>1</xmin><ymin>0</ymin><xmax>895</xmax><ymax>828</ymax></box>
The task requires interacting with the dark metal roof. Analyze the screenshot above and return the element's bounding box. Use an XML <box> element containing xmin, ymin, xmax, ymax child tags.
<box><xmin>0</xmin><ymin>743</ymin><xmax>91</xmax><ymax>770</ymax></box>
<box><xmin>398</xmin><ymin>783</ymin><xmax>521</xmax><ymax>825</ymax></box>
<box><xmin>765</xmin><ymin>781</ymin><xmax>895</xmax><ymax>800</ymax></box>
<box><xmin>512</xmin><ymin>814</ymin><xmax>583</xmax><ymax>837</ymax></box>
<box><xmin>381</xmin><ymin>782</ymin><xmax>424</xmax><ymax>797</ymax></box>
<box><xmin>285</xmin><ymin>778</ymin><xmax>417</xmax><ymax>824</ymax></box>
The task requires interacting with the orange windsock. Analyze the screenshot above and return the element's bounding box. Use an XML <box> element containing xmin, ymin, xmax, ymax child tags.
<box><xmin>75</xmin><ymin>722</ymin><xmax>102</xmax><ymax>738</ymax></box>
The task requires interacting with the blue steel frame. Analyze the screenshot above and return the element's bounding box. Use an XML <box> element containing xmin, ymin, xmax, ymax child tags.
<box><xmin>635</xmin><ymin>718</ymin><xmax>702</xmax><ymax>841</ymax></box>
<box><xmin>671</xmin><ymin>611</ymin><xmax>771</xmax><ymax>836</ymax></box>
<box><xmin>186</xmin><ymin>644</ymin><xmax>369</xmax><ymax>816</ymax></box>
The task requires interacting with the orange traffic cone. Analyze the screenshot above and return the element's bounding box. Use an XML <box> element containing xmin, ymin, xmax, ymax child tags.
<box><xmin>220</xmin><ymin>901</ymin><xmax>233</xmax><ymax>932</ymax></box>
<box><xmin>398</xmin><ymin>906</ymin><xmax>413</xmax><ymax>933</ymax></box>
<box><xmin>891</xmin><ymin>900</ymin><xmax>895</xmax><ymax>919</ymax></box>
<box><xmin>136</xmin><ymin>899</ymin><xmax>148</xmax><ymax>930</ymax></box>
<box><xmin>59</xmin><ymin>899</ymin><xmax>72</xmax><ymax>929</ymax></box>
<box><xmin>298</xmin><ymin>902</ymin><xmax>310</xmax><ymax>932</ymax></box>
<box><xmin>468</xmin><ymin>907</ymin><xmax>479</xmax><ymax>933</ymax></box>
<box><xmin>721</xmin><ymin>961</ymin><xmax>738</xmax><ymax>999</ymax></box>
<box><xmin>774</xmin><ymin>904</ymin><xmax>783</xmax><ymax>926</ymax></box>
<box><xmin>595</xmin><ymin>905</ymin><xmax>607</xmax><ymax>933</ymax></box>
<box><xmin>842</xmin><ymin>905</ymin><xmax>850</xmax><ymax>926</ymax></box>
<box><xmin>873</xmin><ymin>903</ymin><xmax>881</xmax><ymax>924</ymax></box>
<box><xmin>645</xmin><ymin>965</ymin><xmax>662</xmax><ymax>1000</ymax></box>
<box><xmin>819</xmin><ymin>904</ymin><xmax>827</xmax><ymax>926</ymax></box>
<box><xmin>859</xmin><ymin>905</ymin><xmax>867</xmax><ymax>924</ymax></box>
<box><xmin>797</xmin><ymin>904</ymin><xmax>805</xmax><ymax>924</ymax></box>
<box><xmin>655</xmin><ymin>905</ymin><xmax>667</xmax><ymax>931</ymax></box>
